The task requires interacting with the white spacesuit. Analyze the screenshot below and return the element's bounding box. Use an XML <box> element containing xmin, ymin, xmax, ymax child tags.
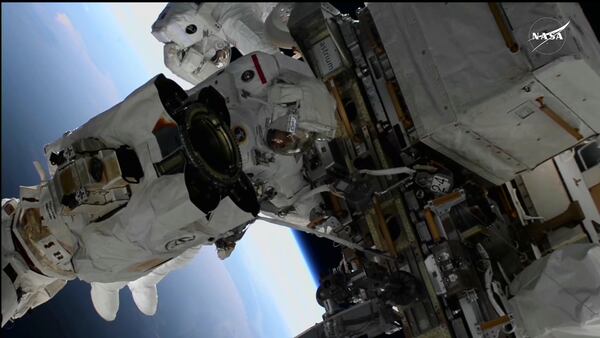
<box><xmin>508</xmin><ymin>244</ymin><xmax>600</xmax><ymax>338</ymax></box>
<box><xmin>151</xmin><ymin>2</ymin><xmax>297</xmax><ymax>85</ymax></box>
<box><xmin>1</xmin><ymin>198</ymin><xmax>69</xmax><ymax>327</ymax></box>
<box><xmin>1</xmin><ymin>51</ymin><xmax>337</xmax><ymax>325</ymax></box>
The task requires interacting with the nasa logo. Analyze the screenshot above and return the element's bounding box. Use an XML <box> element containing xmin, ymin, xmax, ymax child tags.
<box><xmin>528</xmin><ymin>18</ymin><xmax>570</xmax><ymax>55</ymax></box>
<box><xmin>165</xmin><ymin>235</ymin><xmax>196</xmax><ymax>251</ymax></box>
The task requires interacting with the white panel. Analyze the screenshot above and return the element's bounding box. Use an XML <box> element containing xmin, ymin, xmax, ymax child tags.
<box><xmin>424</xmin><ymin>124</ymin><xmax>526</xmax><ymax>184</ymax></box>
<box><xmin>535</xmin><ymin>57</ymin><xmax>600</xmax><ymax>133</ymax></box>
<box><xmin>368</xmin><ymin>3</ymin><xmax>600</xmax><ymax>185</ymax></box>
<box><xmin>461</xmin><ymin>77</ymin><xmax>595</xmax><ymax>169</ymax></box>
<box><xmin>583</xmin><ymin>165</ymin><xmax>600</xmax><ymax>188</ymax></box>
<box><xmin>509</xmin><ymin>244</ymin><xmax>600</xmax><ymax>338</ymax></box>
<box><xmin>547</xmin><ymin>227</ymin><xmax>588</xmax><ymax>249</ymax></box>
<box><xmin>554</xmin><ymin>151</ymin><xmax>600</xmax><ymax>243</ymax></box>
<box><xmin>520</xmin><ymin>160</ymin><xmax>571</xmax><ymax>219</ymax></box>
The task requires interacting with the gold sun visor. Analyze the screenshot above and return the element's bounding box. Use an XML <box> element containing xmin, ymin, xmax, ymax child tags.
<box><xmin>266</xmin><ymin>114</ymin><xmax>315</xmax><ymax>155</ymax></box>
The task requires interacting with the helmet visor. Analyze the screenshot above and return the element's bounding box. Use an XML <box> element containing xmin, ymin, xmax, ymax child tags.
<box><xmin>265</xmin><ymin>114</ymin><xmax>314</xmax><ymax>155</ymax></box>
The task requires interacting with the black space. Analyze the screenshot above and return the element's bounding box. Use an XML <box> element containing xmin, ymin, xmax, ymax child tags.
<box><xmin>230</xmin><ymin>46</ymin><xmax>243</xmax><ymax>62</ymax></box>
<box><xmin>293</xmin><ymin>230</ymin><xmax>343</xmax><ymax>280</ymax></box>
<box><xmin>579</xmin><ymin>3</ymin><xmax>600</xmax><ymax>39</ymax></box>
<box><xmin>330</xmin><ymin>1</ymin><xmax>366</xmax><ymax>19</ymax></box>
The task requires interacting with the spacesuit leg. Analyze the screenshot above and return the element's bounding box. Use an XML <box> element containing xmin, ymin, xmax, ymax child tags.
<box><xmin>127</xmin><ymin>245</ymin><xmax>202</xmax><ymax>316</ymax></box>
<box><xmin>90</xmin><ymin>281</ymin><xmax>128</xmax><ymax>321</ymax></box>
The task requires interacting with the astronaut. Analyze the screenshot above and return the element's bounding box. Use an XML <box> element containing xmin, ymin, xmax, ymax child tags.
<box><xmin>151</xmin><ymin>2</ymin><xmax>297</xmax><ymax>85</ymax></box>
<box><xmin>1</xmin><ymin>51</ymin><xmax>336</xmax><ymax>325</ymax></box>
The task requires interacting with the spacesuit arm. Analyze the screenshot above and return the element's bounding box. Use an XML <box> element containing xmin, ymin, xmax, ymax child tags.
<box><xmin>267</xmin><ymin>70</ymin><xmax>337</xmax><ymax>137</ymax></box>
<box><xmin>2</xmin><ymin>272</ymin><xmax>67</xmax><ymax>324</ymax></box>
<box><xmin>163</xmin><ymin>42</ymin><xmax>226</xmax><ymax>86</ymax></box>
<box><xmin>211</xmin><ymin>3</ymin><xmax>280</xmax><ymax>55</ymax></box>
<box><xmin>264</xmin><ymin>3</ymin><xmax>297</xmax><ymax>49</ymax></box>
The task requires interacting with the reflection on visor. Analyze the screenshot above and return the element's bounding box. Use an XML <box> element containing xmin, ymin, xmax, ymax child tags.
<box><xmin>266</xmin><ymin>128</ymin><xmax>315</xmax><ymax>155</ymax></box>
<box><xmin>267</xmin><ymin>129</ymin><xmax>300</xmax><ymax>154</ymax></box>
<box><xmin>266</xmin><ymin>113</ymin><xmax>316</xmax><ymax>155</ymax></box>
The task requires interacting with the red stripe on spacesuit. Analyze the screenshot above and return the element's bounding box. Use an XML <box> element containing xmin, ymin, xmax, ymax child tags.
<box><xmin>251</xmin><ymin>54</ymin><xmax>267</xmax><ymax>84</ymax></box>
<box><xmin>153</xmin><ymin>117</ymin><xmax>177</xmax><ymax>133</ymax></box>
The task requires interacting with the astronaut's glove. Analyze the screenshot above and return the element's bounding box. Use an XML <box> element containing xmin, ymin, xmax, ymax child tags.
<box><xmin>163</xmin><ymin>35</ymin><xmax>230</xmax><ymax>86</ymax></box>
<box><xmin>164</xmin><ymin>43</ymin><xmax>218</xmax><ymax>86</ymax></box>
<box><xmin>215</xmin><ymin>239</ymin><xmax>237</xmax><ymax>260</ymax></box>
<box><xmin>264</xmin><ymin>72</ymin><xmax>337</xmax><ymax>156</ymax></box>
<box><xmin>267</xmin><ymin>71</ymin><xmax>337</xmax><ymax>136</ymax></box>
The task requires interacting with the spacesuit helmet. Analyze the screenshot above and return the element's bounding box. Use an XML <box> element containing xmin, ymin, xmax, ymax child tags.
<box><xmin>264</xmin><ymin>72</ymin><xmax>338</xmax><ymax>155</ymax></box>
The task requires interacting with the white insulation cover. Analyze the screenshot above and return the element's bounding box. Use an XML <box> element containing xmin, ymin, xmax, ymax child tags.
<box><xmin>509</xmin><ymin>244</ymin><xmax>600</xmax><ymax>338</ymax></box>
<box><xmin>368</xmin><ymin>3</ymin><xmax>600</xmax><ymax>184</ymax></box>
